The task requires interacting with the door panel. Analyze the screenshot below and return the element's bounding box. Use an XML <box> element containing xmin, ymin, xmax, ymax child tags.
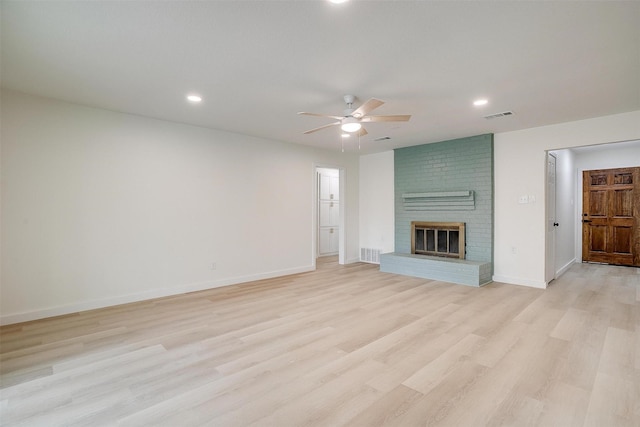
<box><xmin>589</xmin><ymin>226</ymin><xmax>607</xmax><ymax>252</ymax></box>
<box><xmin>589</xmin><ymin>191</ymin><xmax>607</xmax><ymax>216</ymax></box>
<box><xmin>612</xmin><ymin>227</ymin><xmax>632</xmax><ymax>254</ymax></box>
<box><xmin>614</xmin><ymin>171</ymin><xmax>633</xmax><ymax>185</ymax></box>
<box><xmin>545</xmin><ymin>153</ymin><xmax>557</xmax><ymax>283</ymax></box>
<box><xmin>590</xmin><ymin>172</ymin><xmax>607</xmax><ymax>186</ymax></box>
<box><xmin>612</xmin><ymin>189</ymin><xmax>632</xmax><ymax>216</ymax></box>
<box><xmin>582</xmin><ymin>167</ymin><xmax>640</xmax><ymax>267</ymax></box>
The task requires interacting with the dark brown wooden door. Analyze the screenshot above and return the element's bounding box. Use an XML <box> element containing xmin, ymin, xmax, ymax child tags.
<box><xmin>582</xmin><ymin>167</ymin><xmax>640</xmax><ymax>266</ymax></box>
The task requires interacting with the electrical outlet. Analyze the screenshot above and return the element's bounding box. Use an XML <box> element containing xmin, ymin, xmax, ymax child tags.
<box><xmin>511</xmin><ymin>246</ymin><xmax>517</xmax><ymax>254</ymax></box>
<box><xmin>210</xmin><ymin>262</ymin><xmax>217</xmax><ymax>270</ymax></box>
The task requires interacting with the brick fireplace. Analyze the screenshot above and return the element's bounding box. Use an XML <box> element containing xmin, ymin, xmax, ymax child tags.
<box><xmin>380</xmin><ymin>134</ymin><xmax>494</xmax><ymax>287</ymax></box>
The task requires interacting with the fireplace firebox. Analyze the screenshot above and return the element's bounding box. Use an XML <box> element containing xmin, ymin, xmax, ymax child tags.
<box><xmin>411</xmin><ymin>221</ymin><xmax>465</xmax><ymax>259</ymax></box>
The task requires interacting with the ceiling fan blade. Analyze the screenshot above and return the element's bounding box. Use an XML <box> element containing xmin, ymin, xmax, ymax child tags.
<box><xmin>356</xmin><ymin>127</ymin><xmax>368</xmax><ymax>137</ymax></box>
<box><xmin>361</xmin><ymin>115</ymin><xmax>411</xmax><ymax>122</ymax></box>
<box><xmin>297</xmin><ymin>112</ymin><xmax>344</xmax><ymax>120</ymax></box>
<box><xmin>351</xmin><ymin>98</ymin><xmax>384</xmax><ymax>118</ymax></box>
<box><xmin>303</xmin><ymin>122</ymin><xmax>340</xmax><ymax>134</ymax></box>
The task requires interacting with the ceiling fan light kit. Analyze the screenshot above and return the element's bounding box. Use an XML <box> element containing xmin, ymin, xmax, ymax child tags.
<box><xmin>298</xmin><ymin>94</ymin><xmax>411</xmax><ymax>139</ymax></box>
<box><xmin>341</xmin><ymin>117</ymin><xmax>362</xmax><ymax>133</ymax></box>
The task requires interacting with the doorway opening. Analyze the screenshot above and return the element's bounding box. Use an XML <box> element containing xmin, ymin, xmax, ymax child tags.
<box><xmin>545</xmin><ymin>141</ymin><xmax>640</xmax><ymax>283</ymax></box>
<box><xmin>315</xmin><ymin>166</ymin><xmax>344</xmax><ymax>265</ymax></box>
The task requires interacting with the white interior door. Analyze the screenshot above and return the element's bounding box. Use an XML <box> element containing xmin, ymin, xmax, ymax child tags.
<box><xmin>545</xmin><ymin>153</ymin><xmax>557</xmax><ymax>284</ymax></box>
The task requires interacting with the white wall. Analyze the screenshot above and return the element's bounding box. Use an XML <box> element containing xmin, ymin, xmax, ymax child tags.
<box><xmin>1</xmin><ymin>90</ymin><xmax>360</xmax><ymax>324</ymax></box>
<box><xmin>494</xmin><ymin>110</ymin><xmax>640</xmax><ymax>288</ymax></box>
<box><xmin>358</xmin><ymin>151</ymin><xmax>395</xmax><ymax>255</ymax></box>
<box><xmin>573</xmin><ymin>140</ymin><xmax>640</xmax><ymax>170</ymax></box>
<box><xmin>4</xmin><ymin>92</ymin><xmax>638</xmax><ymax>324</ymax></box>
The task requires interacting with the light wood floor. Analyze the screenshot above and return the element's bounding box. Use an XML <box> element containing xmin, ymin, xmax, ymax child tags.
<box><xmin>1</xmin><ymin>258</ymin><xmax>639</xmax><ymax>426</ymax></box>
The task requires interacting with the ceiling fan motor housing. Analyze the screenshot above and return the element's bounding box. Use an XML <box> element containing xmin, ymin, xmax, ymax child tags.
<box><xmin>343</xmin><ymin>94</ymin><xmax>356</xmax><ymax>105</ymax></box>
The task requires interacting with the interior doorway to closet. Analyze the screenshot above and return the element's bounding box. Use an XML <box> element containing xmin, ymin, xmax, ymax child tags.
<box><xmin>316</xmin><ymin>167</ymin><xmax>341</xmax><ymax>260</ymax></box>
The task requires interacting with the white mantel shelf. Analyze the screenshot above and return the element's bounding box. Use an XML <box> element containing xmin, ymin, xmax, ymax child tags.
<box><xmin>402</xmin><ymin>191</ymin><xmax>475</xmax><ymax>211</ymax></box>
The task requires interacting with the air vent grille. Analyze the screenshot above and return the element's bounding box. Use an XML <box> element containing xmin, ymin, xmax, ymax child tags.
<box><xmin>484</xmin><ymin>111</ymin><xmax>514</xmax><ymax>120</ymax></box>
<box><xmin>374</xmin><ymin>136</ymin><xmax>391</xmax><ymax>142</ymax></box>
<box><xmin>360</xmin><ymin>248</ymin><xmax>381</xmax><ymax>264</ymax></box>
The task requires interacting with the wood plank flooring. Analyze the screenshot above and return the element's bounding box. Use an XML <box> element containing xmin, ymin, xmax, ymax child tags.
<box><xmin>1</xmin><ymin>258</ymin><xmax>638</xmax><ymax>426</ymax></box>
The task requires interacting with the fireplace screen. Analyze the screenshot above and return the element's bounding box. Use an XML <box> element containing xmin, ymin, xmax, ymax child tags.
<box><xmin>411</xmin><ymin>222</ymin><xmax>465</xmax><ymax>259</ymax></box>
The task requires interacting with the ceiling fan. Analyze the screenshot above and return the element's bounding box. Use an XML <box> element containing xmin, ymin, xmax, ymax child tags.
<box><xmin>298</xmin><ymin>95</ymin><xmax>411</xmax><ymax>136</ymax></box>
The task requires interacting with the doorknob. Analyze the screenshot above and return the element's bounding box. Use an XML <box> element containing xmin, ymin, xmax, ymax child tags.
<box><xmin>582</xmin><ymin>219</ymin><xmax>592</xmax><ymax>223</ymax></box>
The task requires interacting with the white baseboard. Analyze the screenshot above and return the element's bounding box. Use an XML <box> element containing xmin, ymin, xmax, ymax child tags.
<box><xmin>555</xmin><ymin>259</ymin><xmax>576</xmax><ymax>278</ymax></box>
<box><xmin>0</xmin><ymin>265</ymin><xmax>315</xmax><ymax>326</ymax></box>
<box><xmin>492</xmin><ymin>275</ymin><xmax>547</xmax><ymax>289</ymax></box>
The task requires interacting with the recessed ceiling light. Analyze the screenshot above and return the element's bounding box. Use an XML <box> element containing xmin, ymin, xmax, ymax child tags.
<box><xmin>328</xmin><ymin>0</ymin><xmax>349</xmax><ymax>4</ymax></box>
<box><xmin>187</xmin><ymin>95</ymin><xmax>202</xmax><ymax>103</ymax></box>
<box><xmin>473</xmin><ymin>99</ymin><xmax>488</xmax><ymax>106</ymax></box>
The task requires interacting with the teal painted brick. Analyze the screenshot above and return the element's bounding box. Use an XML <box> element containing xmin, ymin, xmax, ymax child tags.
<box><xmin>380</xmin><ymin>253</ymin><xmax>492</xmax><ymax>287</ymax></box>
<box><xmin>394</xmin><ymin>134</ymin><xmax>494</xmax><ymax>276</ymax></box>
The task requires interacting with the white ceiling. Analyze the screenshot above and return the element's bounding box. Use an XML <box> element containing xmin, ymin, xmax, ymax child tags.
<box><xmin>2</xmin><ymin>1</ymin><xmax>639</xmax><ymax>154</ymax></box>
